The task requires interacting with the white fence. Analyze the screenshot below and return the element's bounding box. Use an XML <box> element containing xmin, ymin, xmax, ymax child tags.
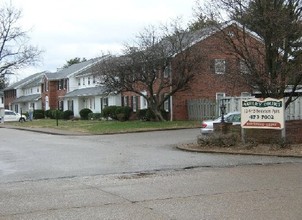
<box><xmin>188</xmin><ymin>96</ymin><xmax>302</xmax><ymax>121</ymax></box>
<box><xmin>285</xmin><ymin>97</ymin><xmax>302</xmax><ymax>120</ymax></box>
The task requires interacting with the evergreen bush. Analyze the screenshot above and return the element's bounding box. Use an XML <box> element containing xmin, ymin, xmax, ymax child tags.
<box><xmin>101</xmin><ymin>106</ymin><xmax>118</xmax><ymax>119</ymax></box>
<box><xmin>33</xmin><ymin>109</ymin><xmax>45</xmax><ymax>119</ymax></box>
<box><xmin>88</xmin><ymin>113</ymin><xmax>102</xmax><ymax>120</ymax></box>
<box><xmin>63</xmin><ymin>110</ymin><xmax>74</xmax><ymax>120</ymax></box>
<box><xmin>79</xmin><ymin>108</ymin><xmax>93</xmax><ymax>120</ymax></box>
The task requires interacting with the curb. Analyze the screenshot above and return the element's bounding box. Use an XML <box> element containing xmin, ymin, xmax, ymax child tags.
<box><xmin>176</xmin><ymin>145</ymin><xmax>302</xmax><ymax>158</ymax></box>
<box><xmin>0</xmin><ymin>125</ymin><xmax>90</xmax><ymax>136</ymax></box>
<box><xmin>0</xmin><ymin>124</ymin><xmax>199</xmax><ymax>136</ymax></box>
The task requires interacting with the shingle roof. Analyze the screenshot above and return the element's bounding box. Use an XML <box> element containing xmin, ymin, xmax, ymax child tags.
<box><xmin>12</xmin><ymin>94</ymin><xmax>41</xmax><ymax>103</ymax></box>
<box><xmin>4</xmin><ymin>71</ymin><xmax>46</xmax><ymax>91</ymax></box>
<box><xmin>23</xmin><ymin>77</ymin><xmax>42</xmax><ymax>89</ymax></box>
<box><xmin>64</xmin><ymin>86</ymin><xmax>107</xmax><ymax>98</ymax></box>
<box><xmin>46</xmin><ymin>56</ymin><xmax>108</xmax><ymax>80</ymax></box>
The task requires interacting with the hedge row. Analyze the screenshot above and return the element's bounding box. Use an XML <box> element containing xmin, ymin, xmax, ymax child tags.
<box><xmin>27</xmin><ymin>107</ymin><xmax>168</xmax><ymax>121</ymax></box>
<box><xmin>101</xmin><ymin>106</ymin><xmax>132</xmax><ymax>121</ymax></box>
<box><xmin>137</xmin><ymin>108</ymin><xmax>169</xmax><ymax>121</ymax></box>
<box><xmin>44</xmin><ymin>109</ymin><xmax>74</xmax><ymax>120</ymax></box>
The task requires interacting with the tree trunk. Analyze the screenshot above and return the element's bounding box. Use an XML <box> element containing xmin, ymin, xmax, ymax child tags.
<box><xmin>153</xmin><ymin>107</ymin><xmax>165</xmax><ymax>121</ymax></box>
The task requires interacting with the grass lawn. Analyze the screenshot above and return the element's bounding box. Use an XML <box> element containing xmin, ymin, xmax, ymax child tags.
<box><xmin>6</xmin><ymin>119</ymin><xmax>200</xmax><ymax>134</ymax></box>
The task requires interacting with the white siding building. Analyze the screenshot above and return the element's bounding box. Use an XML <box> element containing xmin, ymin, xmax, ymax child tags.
<box><xmin>60</xmin><ymin>57</ymin><xmax>121</xmax><ymax>117</ymax></box>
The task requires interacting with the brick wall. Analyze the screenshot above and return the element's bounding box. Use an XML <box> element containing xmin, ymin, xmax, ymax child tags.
<box><xmin>227</xmin><ymin>120</ymin><xmax>302</xmax><ymax>144</ymax></box>
<box><xmin>3</xmin><ymin>89</ymin><xmax>16</xmax><ymax>109</ymax></box>
<box><xmin>284</xmin><ymin>120</ymin><xmax>302</xmax><ymax>144</ymax></box>
<box><xmin>48</xmin><ymin>81</ymin><xmax>59</xmax><ymax>109</ymax></box>
<box><xmin>172</xmin><ymin>31</ymin><xmax>252</xmax><ymax>120</ymax></box>
<box><xmin>41</xmin><ymin>80</ymin><xmax>67</xmax><ymax>110</ymax></box>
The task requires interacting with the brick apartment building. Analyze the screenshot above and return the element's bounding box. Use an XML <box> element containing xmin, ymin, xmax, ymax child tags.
<box><xmin>121</xmin><ymin>21</ymin><xmax>260</xmax><ymax>120</ymax></box>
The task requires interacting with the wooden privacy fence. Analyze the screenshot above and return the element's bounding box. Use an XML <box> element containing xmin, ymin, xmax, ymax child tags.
<box><xmin>187</xmin><ymin>96</ymin><xmax>302</xmax><ymax>121</ymax></box>
<box><xmin>187</xmin><ymin>97</ymin><xmax>252</xmax><ymax>121</ymax></box>
<box><xmin>187</xmin><ymin>99</ymin><xmax>217</xmax><ymax>121</ymax></box>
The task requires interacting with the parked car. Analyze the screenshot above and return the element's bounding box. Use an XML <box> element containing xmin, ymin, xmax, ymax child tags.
<box><xmin>0</xmin><ymin>109</ymin><xmax>27</xmax><ymax>122</ymax></box>
<box><xmin>200</xmin><ymin>112</ymin><xmax>241</xmax><ymax>134</ymax></box>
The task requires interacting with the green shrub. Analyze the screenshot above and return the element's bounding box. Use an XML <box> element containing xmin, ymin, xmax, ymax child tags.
<box><xmin>88</xmin><ymin>113</ymin><xmax>102</xmax><ymax>120</ymax></box>
<box><xmin>101</xmin><ymin>106</ymin><xmax>133</xmax><ymax>121</ymax></box>
<box><xmin>101</xmin><ymin>106</ymin><xmax>118</xmax><ymax>119</ymax></box>
<box><xmin>63</xmin><ymin>110</ymin><xmax>74</xmax><ymax>120</ymax></box>
<box><xmin>115</xmin><ymin>106</ymin><xmax>132</xmax><ymax>121</ymax></box>
<box><xmin>33</xmin><ymin>109</ymin><xmax>45</xmax><ymax>119</ymax></box>
<box><xmin>43</xmin><ymin>109</ymin><xmax>64</xmax><ymax>119</ymax></box>
<box><xmin>138</xmin><ymin>108</ymin><xmax>158</xmax><ymax>121</ymax></box>
<box><xmin>137</xmin><ymin>108</ymin><xmax>168</xmax><ymax>121</ymax></box>
<box><xmin>53</xmin><ymin>110</ymin><xmax>63</xmax><ymax>119</ymax></box>
<box><xmin>45</xmin><ymin>109</ymin><xmax>52</xmax><ymax>118</ymax></box>
<box><xmin>79</xmin><ymin>108</ymin><xmax>93</xmax><ymax>120</ymax></box>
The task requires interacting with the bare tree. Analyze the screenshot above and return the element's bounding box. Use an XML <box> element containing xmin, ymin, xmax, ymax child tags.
<box><xmin>195</xmin><ymin>0</ymin><xmax>302</xmax><ymax>108</ymax></box>
<box><xmin>0</xmin><ymin>3</ymin><xmax>42</xmax><ymax>89</ymax></box>
<box><xmin>95</xmin><ymin>20</ymin><xmax>204</xmax><ymax>121</ymax></box>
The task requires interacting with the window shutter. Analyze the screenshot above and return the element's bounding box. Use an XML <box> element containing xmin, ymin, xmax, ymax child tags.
<box><xmin>130</xmin><ymin>96</ymin><xmax>133</xmax><ymax>109</ymax></box>
<box><xmin>136</xmin><ymin>96</ymin><xmax>139</xmax><ymax>112</ymax></box>
<box><xmin>121</xmin><ymin>96</ymin><xmax>124</xmax><ymax>107</ymax></box>
<box><xmin>210</xmin><ymin>59</ymin><xmax>215</xmax><ymax>73</ymax></box>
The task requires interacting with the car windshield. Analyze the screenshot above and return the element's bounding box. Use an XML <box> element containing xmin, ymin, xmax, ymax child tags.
<box><xmin>213</xmin><ymin>113</ymin><xmax>240</xmax><ymax>122</ymax></box>
<box><xmin>226</xmin><ymin>114</ymin><xmax>241</xmax><ymax>122</ymax></box>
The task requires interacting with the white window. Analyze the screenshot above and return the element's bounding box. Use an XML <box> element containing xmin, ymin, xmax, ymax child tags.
<box><xmin>215</xmin><ymin>59</ymin><xmax>226</xmax><ymax>74</ymax></box>
<box><xmin>140</xmin><ymin>91</ymin><xmax>148</xmax><ymax>109</ymax></box>
<box><xmin>164</xmin><ymin>65</ymin><xmax>171</xmax><ymax>78</ymax></box>
<box><xmin>132</xmin><ymin>96</ymin><xmax>137</xmax><ymax>112</ymax></box>
<box><xmin>241</xmin><ymin>92</ymin><xmax>251</xmax><ymax>97</ymax></box>
<box><xmin>101</xmin><ymin>97</ymin><xmax>108</xmax><ymax>110</ymax></box>
<box><xmin>78</xmin><ymin>78</ymin><xmax>81</xmax><ymax>86</ymax></box>
<box><xmin>164</xmin><ymin>94</ymin><xmax>170</xmax><ymax>112</ymax></box>
<box><xmin>240</xmin><ymin>60</ymin><xmax>250</xmax><ymax>74</ymax></box>
<box><xmin>58</xmin><ymin>79</ymin><xmax>64</xmax><ymax>90</ymax></box>
<box><xmin>216</xmin><ymin>92</ymin><xmax>225</xmax><ymax>100</ymax></box>
<box><xmin>88</xmin><ymin>76</ymin><xmax>91</xmax><ymax>85</ymax></box>
<box><xmin>123</xmin><ymin>96</ymin><xmax>129</xmax><ymax>107</ymax></box>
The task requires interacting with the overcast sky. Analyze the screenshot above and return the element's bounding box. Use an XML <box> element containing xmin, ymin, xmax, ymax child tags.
<box><xmin>7</xmin><ymin>0</ymin><xmax>198</xmax><ymax>80</ymax></box>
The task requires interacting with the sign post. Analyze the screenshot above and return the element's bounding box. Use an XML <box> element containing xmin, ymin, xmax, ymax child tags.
<box><xmin>241</xmin><ymin>98</ymin><xmax>285</xmax><ymax>141</ymax></box>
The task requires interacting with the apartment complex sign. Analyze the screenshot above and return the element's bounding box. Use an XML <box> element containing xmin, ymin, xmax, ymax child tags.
<box><xmin>241</xmin><ymin>98</ymin><xmax>285</xmax><ymax>129</ymax></box>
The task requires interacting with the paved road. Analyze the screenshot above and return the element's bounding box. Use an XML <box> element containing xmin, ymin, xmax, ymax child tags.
<box><xmin>1</xmin><ymin>127</ymin><xmax>302</xmax><ymax>219</ymax></box>
<box><xmin>1</xmin><ymin>127</ymin><xmax>302</xmax><ymax>184</ymax></box>
<box><xmin>1</xmin><ymin>163</ymin><xmax>302</xmax><ymax>219</ymax></box>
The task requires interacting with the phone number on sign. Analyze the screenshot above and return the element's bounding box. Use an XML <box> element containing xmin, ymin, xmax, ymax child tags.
<box><xmin>249</xmin><ymin>115</ymin><xmax>274</xmax><ymax>120</ymax></box>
